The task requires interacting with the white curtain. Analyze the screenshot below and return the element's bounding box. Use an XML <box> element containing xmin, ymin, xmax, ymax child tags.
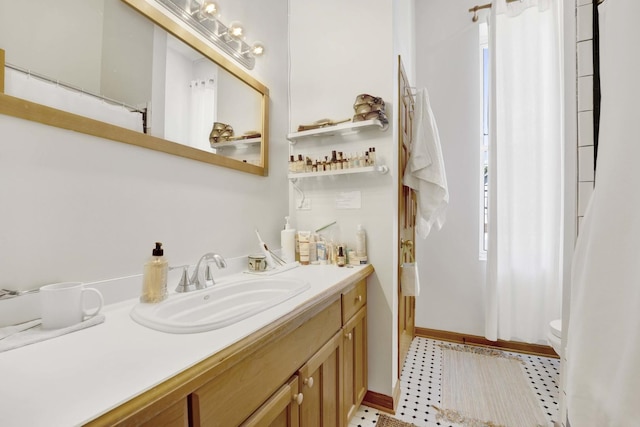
<box><xmin>566</xmin><ymin>0</ymin><xmax>640</xmax><ymax>425</ymax></box>
<box><xmin>5</xmin><ymin>68</ymin><xmax>144</xmax><ymax>132</ymax></box>
<box><xmin>484</xmin><ymin>0</ymin><xmax>564</xmax><ymax>343</ymax></box>
<box><xmin>189</xmin><ymin>78</ymin><xmax>216</xmax><ymax>151</ymax></box>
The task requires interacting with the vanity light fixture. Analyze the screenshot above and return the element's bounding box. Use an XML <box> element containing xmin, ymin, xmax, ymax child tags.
<box><xmin>155</xmin><ymin>0</ymin><xmax>264</xmax><ymax>69</ymax></box>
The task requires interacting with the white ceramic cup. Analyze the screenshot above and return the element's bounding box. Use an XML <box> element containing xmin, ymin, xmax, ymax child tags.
<box><xmin>40</xmin><ymin>282</ymin><xmax>104</xmax><ymax>330</ymax></box>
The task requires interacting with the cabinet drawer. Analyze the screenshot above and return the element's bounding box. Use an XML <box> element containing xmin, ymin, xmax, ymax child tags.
<box><xmin>341</xmin><ymin>279</ymin><xmax>366</xmax><ymax>324</ymax></box>
<box><xmin>191</xmin><ymin>299</ymin><xmax>341</xmax><ymax>427</ymax></box>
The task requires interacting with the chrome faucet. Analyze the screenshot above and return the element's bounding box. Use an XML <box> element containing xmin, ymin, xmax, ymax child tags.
<box><xmin>175</xmin><ymin>252</ymin><xmax>227</xmax><ymax>293</ymax></box>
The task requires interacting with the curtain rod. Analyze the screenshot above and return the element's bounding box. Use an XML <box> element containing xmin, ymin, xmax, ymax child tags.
<box><xmin>4</xmin><ymin>62</ymin><xmax>146</xmax><ymax>114</ymax></box>
<box><xmin>468</xmin><ymin>0</ymin><xmax>525</xmax><ymax>22</ymax></box>
<box><xmin>470</xmin><ymin>0</ymin><xmax>604</xmax><ymax>22</ymax></box>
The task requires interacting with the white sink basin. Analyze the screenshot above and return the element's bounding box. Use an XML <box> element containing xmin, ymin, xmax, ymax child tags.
<box><xmin>130</xmin><ymin>277</ymin><xmax>310</xmax><ymax>334</ymax></box>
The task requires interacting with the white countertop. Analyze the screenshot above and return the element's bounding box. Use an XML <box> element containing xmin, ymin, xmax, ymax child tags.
<box><xmin>0</xmin><ymin>264</ymin><xmax>371</xmax><ymax>427</ymax></box>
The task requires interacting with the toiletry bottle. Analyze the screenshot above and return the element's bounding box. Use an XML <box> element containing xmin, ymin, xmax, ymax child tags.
<box><xmin>298</xmin><ymin>231</ymin><xmax>311</xmax><ymax>265</ymax></box>
<box><xmin>331</xmin><ymin>151</ymin><xmax>338</xmax><ymax>171</ymax></box>
<box><xmin>356</xmin><ymin>224</ymin><xmax>367</xmax><ymax>258</ymax></box>
<box><xmin>317</xmin><ymin>238</ymin><xmax>327</xmax><ymax>264</ymax></box>
<box><xmin>309</xmin><ymin>233</ymin><xmax>318</xmax><ymax>264</ymax></box>
<box><xmin>140</xmin><ymin>242</ymin><xmax>168</xmax><ymax>303</ymax></box>
<box><xmin>337</xmin><ymin>246</ymin><xmax>346</xmax><ymax>267</ymax></box>
<box><xmin>281</xmin><ymin>216</ymin><xmax>296</xmax><ymax>263</ymax></box>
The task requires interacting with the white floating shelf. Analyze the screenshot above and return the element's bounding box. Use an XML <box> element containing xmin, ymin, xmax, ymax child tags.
<box><xmin>288</xmin><ymin>165</ymin><xmax>389</xmax><ymax>181</ymax></box>
<box><xmin>210</xmin><ymin>137</ymin><xmax>261</xmax><ymax>149</ymax></box>
<box><xmin>287</xmin><ymin>119</ymin><xmax>388</xmax><ymax>144</ymax></box>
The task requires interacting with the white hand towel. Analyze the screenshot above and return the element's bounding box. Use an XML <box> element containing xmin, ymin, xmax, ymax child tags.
<box><xmin>0</xmin><ymin>314</ymin><xmax>105</xmax><ymax>353</ymax></box>
<box><xmin>400</xmin><ymin>262</ymin><xmax>420</xmax><ymax>297</ymax></box>
<box><xmin>403</xmin><ymin>87</ymin><xmax>449</xmax><ymax>239</ymax></box>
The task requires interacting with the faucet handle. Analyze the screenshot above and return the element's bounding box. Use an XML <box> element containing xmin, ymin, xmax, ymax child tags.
<box><xmin>175</xmin><ymin>266</ymin><xmax>196</xmax><ymax>293</ymax></box>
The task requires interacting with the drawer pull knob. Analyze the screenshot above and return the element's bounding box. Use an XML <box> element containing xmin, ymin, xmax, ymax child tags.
<box><xmin>345</xmin><ymin>332</ymin><xmax>353</xmax><ymax>341</ymax></box>
<box><xmin>304</xmin><ymin>377</ymin><xmax>314</xmax><ymax>388</ymax></box>
<box><xmin>294</xmin><ymin>393</ymin><xmax>304</xmax><ymax>405</ymax></box>
<box><xmin>356</xmin><ymin>295</ymin><xmax>362</xmax><ymax>303</ymax></box>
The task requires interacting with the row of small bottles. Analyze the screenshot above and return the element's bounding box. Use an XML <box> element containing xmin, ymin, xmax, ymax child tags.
<box><xmin>297</xmin><ymin>233</ymin><xmax>367</xmax><ymax>266</ymax></box>
<box><xmin>282</xmin><ymin>218</ymin><xmax>367</xmax><ymax>267</ymax></box>
<box><xmin>288</xmin><ymin>148</ymin><xmax>377</xmax><ymax>174</ymax></box>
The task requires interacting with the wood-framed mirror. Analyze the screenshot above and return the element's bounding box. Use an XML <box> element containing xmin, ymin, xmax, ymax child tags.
<box><xmin>0</xmin><ymin>0</ymin><xmax>269</xmax><ymax>176</ymax></box>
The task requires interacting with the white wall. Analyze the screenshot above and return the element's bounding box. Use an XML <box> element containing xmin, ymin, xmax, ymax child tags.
<box><xmin>0</xmin><ymin>0</ymin><xmax>104</xmax><ymax>93</ymax></box>
<box><xmin>288</xmin><ymin>0</ymin><xmax>399</xmax><ymax>397</ymax></box>
<box><xmin>413</xmin><ymin>0</ymin><xmax>487</xmax><ymax>336</ymax></box>
<box><xmin>0</xmin><ymin>0</ymin><xmax>290</xmax><ymax>291</ymax></box>
<box><xmin>101</xmin><ymin>0</ymin><xmax>154</xmax><ymax>107</ymax></box>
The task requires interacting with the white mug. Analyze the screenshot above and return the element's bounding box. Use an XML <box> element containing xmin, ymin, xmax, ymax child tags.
<box><xmin>40</xmin><ymin>282</ymin><xmax>104</xmax><ymax>330</ymax></box>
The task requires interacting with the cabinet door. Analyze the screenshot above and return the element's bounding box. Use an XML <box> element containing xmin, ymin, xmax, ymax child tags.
<box><xmin>342</xmin><ymin>306</ymin><xmax>367</xmax><ymax>425</ymax></box>
<box><xmin>298</xmin><ymin>331</ymin><xmax>343</xmax><ymax>427</ymax></box>
<box><xmin>242</xmin><ymin>376</ymin><xmax>302</xmax><ymax>427</ymax></box>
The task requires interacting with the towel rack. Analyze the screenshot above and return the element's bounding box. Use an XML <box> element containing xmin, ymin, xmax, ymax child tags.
<box><xmin>403</xmin><ymin>86</ymin><xmax>417</xmax><ymax>99</ymax></box>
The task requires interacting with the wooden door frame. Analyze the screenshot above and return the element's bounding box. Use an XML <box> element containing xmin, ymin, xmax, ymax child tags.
<box><xmin>397</xmin><ymin>55</ymin><xmax>416</xmax><ymax>376</ymax></box>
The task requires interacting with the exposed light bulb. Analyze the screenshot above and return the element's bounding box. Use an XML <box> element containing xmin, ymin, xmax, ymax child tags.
<box><xmin>198</xmin><ymin>1</ymin><xmax>218</xmax><ymax>20</ymax></box>
<box><xmin>228</xmin><ymin>21</ymin><xmax>244</xmax><ymax>39</ymax></box>
<box><xmin>250</xmin><ymin>41</ymin><xmax>265</xmax><ymax>57</ymax></box>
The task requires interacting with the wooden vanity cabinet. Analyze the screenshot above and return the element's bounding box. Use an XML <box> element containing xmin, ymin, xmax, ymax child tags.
<box><xmin>88</xmin><ymin>267</ymin><xmax>373</xmax><ymax>427</ymax></box>
<box><xmin>239</xmin><ymin>278</ymin><xmax>368</xmax><ymax>427</ymax></box>
<box><xmin>189</xmin><ymin>279</ymin><xmax>369</xmax><ymax>427</ymax></box>
<box><xmin>190</xmin><ymin>299</ymin><xmax>342</xmax><ymax>427</ymax></box>
<box><xmin>340</xmin><ymin>280</ymin><xmax>368</xmax><ymax>425</ymax></box>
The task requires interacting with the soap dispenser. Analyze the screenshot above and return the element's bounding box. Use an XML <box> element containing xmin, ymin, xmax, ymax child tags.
<box><xmin>140</xmin><ymin>242</ymin><xmax>168</xmax><ymax>303</ymax></box>
<box><xmin>281</xmin><ymin>216</ymin><xmax>296</xmax><ymax>263</ymax></box>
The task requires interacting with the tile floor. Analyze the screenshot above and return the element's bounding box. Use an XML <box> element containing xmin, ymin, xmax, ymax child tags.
<box><xmin>350</xmin><ymin>337</ymin><xmax>560</xmax><ymax>427</ymax></box>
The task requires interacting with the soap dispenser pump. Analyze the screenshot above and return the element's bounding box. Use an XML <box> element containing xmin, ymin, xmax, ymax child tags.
<box><xmin>281</xmin><ymin>216</ymin><xmax>296</xmax><ymax>263</ymax></box>
<box><xmin>140</xmin><ymin>242</ymin><xmax>168</xmax><ymax>303</ymax></box>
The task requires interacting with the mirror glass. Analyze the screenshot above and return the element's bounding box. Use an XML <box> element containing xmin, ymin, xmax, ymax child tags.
<box><xmin>0</xmin><ymin>0</ymin><xmax>268</xmax><ymax>175</ymax></box>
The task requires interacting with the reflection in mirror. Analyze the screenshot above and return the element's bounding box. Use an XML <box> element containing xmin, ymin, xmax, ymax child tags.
<box><xmin>0</xmin><ymin>0</ymin><xmax>152</xmax><ymax>131</ymax></box>
<box><xmin>0</xmin><ymin>0</ymin><xmax>269</xmax><ymax>175</ymax></box>
<box><xmin>158</xmin><ymin>34</ymin><xmax>262</xmax><ymax>164</ymax></box>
